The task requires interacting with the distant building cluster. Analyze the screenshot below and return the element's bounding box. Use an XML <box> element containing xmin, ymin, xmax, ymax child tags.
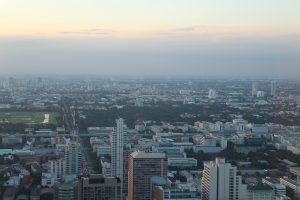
<box><xmin>0</xmin><ymin>77</ymin><xmax>299</xmax><ymax>200</ymax></box>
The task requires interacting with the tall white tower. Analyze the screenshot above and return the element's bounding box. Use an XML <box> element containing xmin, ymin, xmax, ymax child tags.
<box><xmin>64</xmin><ymin>141</ymin><xmax>82</xmax><ymax>175</ymax></box>
<box><xmin>202</xmin><ymin>158</ymin><xmax>247</xmax><ymax>200</ymax></box>
<box><xmin>271</xmin><ymin>81</ymin><xmax>276</xmax><ymax>97</ymax></box>
<box><xmin>111</xmin><ymin>118</ymin><xmax>125</xmax><ymax>178</ymax></box>
<box><xmin>252</xmin><ymin>82</ymin><xmax>258</xmax><ymax>96</ymax></box>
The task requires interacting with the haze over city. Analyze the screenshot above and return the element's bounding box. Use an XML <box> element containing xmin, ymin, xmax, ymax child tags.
<box><xmin>0</xmin><ymin>0</ymin><xmax>300</xmax><ymax>77</ymax></box>
<box><xmin>1</xmin><ymin>1</ymin><xmax>300</xmax><ymax>200</ymax></box>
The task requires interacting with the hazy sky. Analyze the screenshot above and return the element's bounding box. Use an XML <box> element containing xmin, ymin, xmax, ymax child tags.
<box><xmin>0</xmin><ymin>0</ymin><xmax>300</xmax><ymax>77</ymax></box>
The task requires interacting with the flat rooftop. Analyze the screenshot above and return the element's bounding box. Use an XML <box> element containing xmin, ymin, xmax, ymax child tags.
<box><xmin>131</xmin><ymin>151</ymin><xmax>166</xmax><ymax>159</ymax></box>
<box><xmin>290</xmin><ymin>167</ymin><xmax>300</xmax><ymax>175</ymax></box>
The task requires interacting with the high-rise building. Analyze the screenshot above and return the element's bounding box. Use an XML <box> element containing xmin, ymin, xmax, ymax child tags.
<box><xmin>76</xmin><ymin>174</ymin><xmax>121</xmax><ymax>200</ymax></box>
<box><xmin>64</xmin><ymin>141</ymin><xmax>82</xmax><ymax>175</ymax></box>
<box><xmin>271</xmin><ymin>81</ymin><xmax>276</xmax><ymax>97</ymax></box>
<box><xmin>208</xmin><ymin>89</ymin><xmax>217</xmax><ymax>99</ymax></box>
<box><xmin>122</xmin><ymin>145</ymin><xmax>132</xmax><ymax>198</ymax></box>
<box><xmin>111</xmin><ymin>118</ymin><xmax>126</xmax><ymax>178</ymax></box>
<box><xmin>252</xmin><ymin>82</ymin><xmax>258</xmax><ymax>96</ymax></box>
<box><xmin>128</xmin><ymin>151</ymin><xmax>168</xmax><ymax>200</ymax></box>
<box><xmin>201</xmin><ymin>158</ymin><xmax>247</xmax><ymax>200</ymax></box>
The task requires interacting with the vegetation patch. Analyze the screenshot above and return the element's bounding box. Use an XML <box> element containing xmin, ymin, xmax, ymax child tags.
<box><xmin>0</xmin><ymin>112</ymin><xmax>59</xmax><ymax>124</ymax></box>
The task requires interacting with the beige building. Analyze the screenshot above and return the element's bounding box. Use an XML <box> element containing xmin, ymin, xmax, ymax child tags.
<box><xmin>202</xmin><ymin>158</ymin><xmax>247</xmax><ymax>200</ymax></box>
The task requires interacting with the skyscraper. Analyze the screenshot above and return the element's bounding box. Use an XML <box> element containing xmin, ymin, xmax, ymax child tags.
<box><xmin>111</xmin><ymin>118</ymin><xmax>126</xmax><ymax>178</ymax></box>
<box><xmin>76</xmin><ymin>174</ymin><xmax>121</xmax><ymax>200</ymax></box>
<box><xmin>252</xmin><ymin>81</ymin><xmax>258</xmax><ymax>97</ymax></box>
<box><xmin>122</xmin><ymin>145</ymin><xmax>132</xmax><ymax>198</ymax></box>
<box><xmin>271</xmin><ymin>81</ymin><xmax>276</xmax><ymax>97</ymax></box>
<box><xmin>128</xmin><ymin>151</ymin><xmax>167</xmax><ymax>200</ymax></box>
<box><xmin>202</xmin><ymin>158</ymin><xmax>247</xmax><ymax>200</ymax></box>
<box><xmin>64</xmin><ymin>141</ymin><xmax>82</xmax><ymax>175</ymax></box>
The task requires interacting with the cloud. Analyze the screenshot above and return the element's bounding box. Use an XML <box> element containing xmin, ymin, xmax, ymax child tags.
<box><xmin>152</xmin><ymin>25</ymin><xmax>241</xmax><ymax>41</ymax></box>
<box><xmin>172</xmin><ymin>26</ymin><xmax>207</xmax><ymax>32</ymax></box>
<box><xmin>59</xmin><ymin>28</ymin><xmax>117</xmax><ymax>36</ymax></box>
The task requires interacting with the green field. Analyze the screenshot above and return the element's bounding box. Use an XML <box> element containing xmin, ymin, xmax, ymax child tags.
<box><xmin>0</xmin><ymin>112</ymin><xmax>59</xmax><ymax>124</ymax></box>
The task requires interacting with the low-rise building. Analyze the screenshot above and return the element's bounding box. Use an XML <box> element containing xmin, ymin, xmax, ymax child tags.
<box><xmin>41</xmin><ymin>173</ymin><xmax>56</xmax><ymax>187</ymax></box>
<box><xmin>280</xmin><ymin>177</ymin><xmax>300</xmax><ymax>194</ymax></box>
<box><xmin>151</xmin><ymin>176</ymin><xmax>200</xmax><ymax>200</ymax></box>
<box><xmin>247</xmin><ymin>183</ymin><xmax>275</xmax><ymax>200</ymax></box>
<box><xmin>168</xmin><ymin>158</ymin><xmax>197</xmax><ymax>168</ymax></box>
<box><xmin>75</xmin><ymin>174</ymin><xmax>121</xmax><ymax>200</ymax></box>
<box><xmin>263</xmin><ymin>178</ymin><xmax>286</xmax><ymax>196</ymax></box>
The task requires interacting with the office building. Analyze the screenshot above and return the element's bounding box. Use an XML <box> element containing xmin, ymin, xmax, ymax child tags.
<box><xmin>122</xmin><ymin>145</ymin><xmax>132</xmax><ymax>198</ymax></box>
<box><xmin>201</xmin><ymin>158</ymin><xmax>247</xmax><ymax>200</ymax></box>
<box><xmin>252</xmin><ymin>82</ymin><xmax>258</xmax><ymax>96</ymax></box>
<box><xmin>128</xmin><ymin>151</ymin><xmax>168</xmax><ymax>200</ymax></box>
<box><xmin>76</xmin><ymin>174</ymin><xmax>121</xmax><ymax>200</ymax></box>
<box><xmin>65</xmin><ymin>141</ymin><xmax>82</xmax><ymax>175</ymax></box>
<box><xmin>111</xmin><ymin>118</ymin><xmax>126</xmax><ymax>178</ymax></box>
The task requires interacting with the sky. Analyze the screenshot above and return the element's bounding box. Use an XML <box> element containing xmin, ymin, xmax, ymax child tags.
<box><xmin>0</xmin><ymin>0</ymin><xmax>300</xmax><ymax>77</ymax></box>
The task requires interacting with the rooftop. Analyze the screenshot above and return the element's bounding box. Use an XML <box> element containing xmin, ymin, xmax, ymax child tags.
<box><xmin>130</xmin><ymin>151</ymin><xmax>166</xmax><ymax>159</ymax></box>
<box><xmin>290</xmin><ymin>167</ymin><xmax>300</xmax><ymax>174</ymax></box>
<box><xmin>248</xmin><ymin>183</ymin><xmax>273</xmax><ymax>191</ymax></box>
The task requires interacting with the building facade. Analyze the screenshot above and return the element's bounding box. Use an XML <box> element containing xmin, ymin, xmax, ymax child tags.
<box><xmin>201</xmin><ymin>158</ymin><xmax>247</xmax><ymax>200</ymax></box>
<box><xmin>128</xmin><ymin>151</ymin><xmax>168</xmax><ymax>200</ymax></box>
<box><xmin>64</xmin><ymin>141</ymin><xmax>82</xmax><ymax>175</ymax></box>
<box><xmin>247</xmin><ymin>184</ymin><xmax>275</xmax><ymax>200</ymax></box>
<box><xmin>76</xmin><ymin>174</ymin><xmax>121</xmax><ymax>200</ymax></box>
<box><xmin>111</xmin><ymin>118</ymin><xmax>125</xmax><ymax>178</ymax></box>
<box><xmin>48</xmin><ymin>158</ymin><xmax>66</xmax><ymax>180</ymax></box>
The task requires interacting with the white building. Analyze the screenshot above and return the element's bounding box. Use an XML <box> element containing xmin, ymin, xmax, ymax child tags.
<box><xmin>111</xmin><ymin>118</ymin><xmax>126</xmax><ymax>178</ymax></box>
<box><xmin>48</xmin><ymin>159</ymin><xmax>66</xmax><ymax>180</ymax></box>
<box><xmin>0</xmin><ymin>149</ymin><xmax>13</xmax><ymax>155</ymax></box>
<box><xmin>64</xmin><ymin>141</ymin><xmax>82</xmax><ymax>175</ymax></box>
<box><xmin>2</xmin><ymin>136</ymin><xmax>22</xmax><ymax>145</ymax></box>
<box><xmin>252</xmin><ymin>82</ymin><xmax>258</xmax><ymax>96</ymax></box>
<box><xmin>101</xmin><ymin>160</ymin><xmax>111</xmax><ymax>177</ymax></box>
<box><xmin>4</xmin><ymin>176</ymin><xmax>20</xmax><ymax>187</ymax></box>
<box><xmin>41</xmin><ymin>173</ymin><xmax>56</xmax><ymax>187</ymax></box>
<box><xmin>251</xmin><ymin>124</ymin><xmax>269</xmax><ymax>135</ymax></box>
<box><xmin>247</xmin><ymin>183</ymin><xmax>275</xmax><ymax>200</ymax></box>
<box><xmin>208</xmin><ymin>89</ymin><xmax>218</xmax><ymax>99</ymax></box>
<box><xmin>202</xmin><ymin>158</ymin><xmax>247</xmax><ymax>200</ymax></box>
<box><xmin>94</xmin><ymin>144</ymin><xmax>111</xmax><ymax>156</ymax></box>
<box><xmin>152</xmin><ymin>146</ymin><xmax>185</xmax><ymax>158</ymax></box>
<box><xmin>271</xmin><ymin>81</ymin><xmax>277</xmax><ymax>97</ymax></box>
<box><xmin>168</xmin><ymin>158</ymin><xmax>197</xmax><ymax>168</ymax></box>
<box><xmin>257</xmin><ymin>91</ymin><xmax>265</xmax><ymax>98</ymax></box>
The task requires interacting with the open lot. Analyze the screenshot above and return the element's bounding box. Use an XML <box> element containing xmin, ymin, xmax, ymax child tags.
<box><xmin>0</xmin><ymin>112</ymin><xmax>59</xmax><ymax>124</ymax></box>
